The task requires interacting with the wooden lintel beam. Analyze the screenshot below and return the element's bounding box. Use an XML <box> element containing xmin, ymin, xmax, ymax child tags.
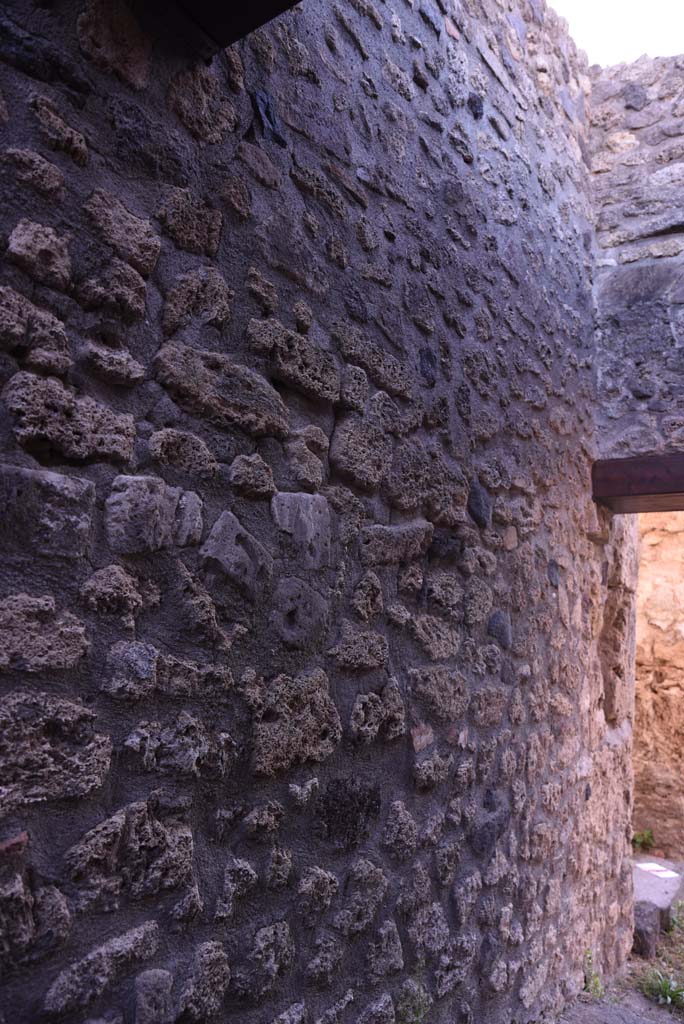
<box><xmin>592</xmin><ymin>453</ymin><xmax>684</xmax><ymax>513</ymax></box>
<box><xmin>175</xmin><ymin>0</ymin><xmax>302</xmax><ymax>48</ymax></box>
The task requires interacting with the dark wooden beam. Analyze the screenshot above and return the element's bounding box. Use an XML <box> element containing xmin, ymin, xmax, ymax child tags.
<box><xmin>175</xmin><ymin>0</ymin><xmax>302</xmax><ymax>48</ymax></box>
<box><xmin>592</xmin><ymin>453</ymin><xmax>684</xmax><ymax>513</ymax></box>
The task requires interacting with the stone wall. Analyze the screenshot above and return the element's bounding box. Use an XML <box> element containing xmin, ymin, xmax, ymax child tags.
<box><xmin>0</xmin><ymin>2</ymin><xmax>635</xmax><ymax>1023</ymax></box>
<box><xmin>591</xmin><ymin>56</ymin><xmax>684</xmax><ymax>458</ymax></box>
<box><xmin>634</xmin><ymin>512</ymin><xmax>684</xmax><ymax>857</ymax></box>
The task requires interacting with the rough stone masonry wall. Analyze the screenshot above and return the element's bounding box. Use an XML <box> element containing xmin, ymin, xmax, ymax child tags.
<box><xmin>591</xmin><ymin>56</ymin><xmax>684</xmax><ymax>458</ymax></box>
<box><xmin>634</xmin><ymin>512</ymin><xmax>684</xmax><ymax>858</ymax></box>
<box><xmin>0</xmin><ymin>2</ymin><xmax>634</xmax><ymax>1023</ymax></box>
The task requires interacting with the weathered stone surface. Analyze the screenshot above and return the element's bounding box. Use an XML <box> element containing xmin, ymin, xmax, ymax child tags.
<box><xmin>84</xmin><ymin>189</ymin><xmax>160</xmax><ymax>276</ymax></box>
<box><xmin>65</xmin><ymin>799</ymin><xmax>192</xmax><ymax>906</ymax></box>
<box><xmin>157</xmin><ymin>187</ymin><xmax>222</xmax><ymax>256</ymax></box>
<box><xmin>246</xmin><ymin>317</ymin><xmax>340</xmax><ymax>402</ymax></box>
<box><xmin>271</xmin><ymin>577</ymin><xmax>329</xmax><ymax>648</ymax></box>
<box><xmin>82</xmin><ymin>341</ymin><xmax>144</xmax><ymax>386</ymax></box>
<box><xmin>125</xmin><ymin>712</ymin><xmax>235</xmax><ymax>777</ymax></box>
<box><xmin>330</xmin><ymin>620</ymin><xmax>389</xmax><ymax>670</ymax></box>
<box><xmin>330</xmin><ymin>321</ymin><xmax>413</xmax><ymax>398</ymax></box>
<box><xmin>271</xmin><ymin>492</ymin><xmax>332</xmax><ymax>568</ymax></box>
<box><xmin>162</xmin><ymin>267</ymin><xmax>233</xmax><ymax>335</ymax></box>
<box><xmin>30</xmin><ymin>95</ymin><xmax>88</xmax><ymax>165</ymax></box>
<box><xmin>329</xmin><ymin>414</ymin><xmax>393</xmax><ymax>491</ymax></box>
<box><xmin>105</xmin><ymin>475</ymin><xmax>202</xmax><ymax>553</ymax></box>
<box><xmin>149</xmin><ymin>428</ymin><xmax>218</xmax><ymax>475</ymax></box>
<box><xmin>81</xmin><ymin>565</ymin><xmax>143</xmax><ymax>625</ymax></box>
<box><xmin>0</xmin><ymin>464</ymin><xmax>94</xmax><ymax>559</ymax></box>
<box><xmin>77</xmin><ymin>258</ymin><xmax>147</xmax><ymax>323</ymax></box>
<box><xmin>5</xmin><ymin>148</ymin><xmax>64</xmax><ymax>196</ymax></box>
<box><xmin>0</xmin><ymin>594</ymin><xmax>88</xmax><ymax>672</ymax></box>
<box><xmin>0</xmin><ymin>866</ymin><xmax>71</xmax><ymax>972</ymax></box>
<box><xmin>245</xmin><ymin>668</ymin><xmax>341</xmax><ymax>776</ymax></box>
<box><xmin>135</xmin><ymin>969</ymin><xmax>173</xmax><ymax>1024</ymax></box>
<box><xmin>77</xmin><ymin>0</ymin><xmax>150</xmax><ymax>89</ymax></box>
<box><xmin>43</xmin><ymin>922</ymin><xmax>159</xmax><ymax>1015</ymax></box>
<box><xmin>177</xmin><ymin>941</ymin><xmax>231</xmax><ymax>1021</ymax></box>
<box><xmin>7</xmin><ymin>220</ymin><xmax>71</xmax><ymax>290</ymax></box>
<box><xmin>168</xmin><ymin>64</ymin><xmax>237</xmax><ymax>143</ymax></box>
<box><xmin>0</xmin><ymin>691</ymin><xmax>111</xmax><ymax>817</ymax></box>
<box><xmin>359</xmin><ymin>520</ymin><xmax>433</xmax><ymax>565</ymax></box>
<box><xmin>230</xmin><ymin>452</ymin><xmax>275</xmax><ymax>497</ymax></box>
<box><xmin>3</xmin><ymin>372</ymin><xmax>135</xmax><ymax>462</ymax></box>
<box><xmin>155</xmin><ymin>342</ymin><xmax>289</xmax><ymax>438</ymax></box>
<box><xmin>201</xmin><ymin>510</ymin><xmax>272</xmax><ymax>599</ymax></box>
<box><xmin>0</xmin><ymin>285</ymin><xmax>70</xmax><ymax>374</ymax></box>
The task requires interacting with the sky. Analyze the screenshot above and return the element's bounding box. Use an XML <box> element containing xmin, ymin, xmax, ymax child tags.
<box><xmin>549</xmin><ymin>0</ymin><xmax>684</xmax><ymax>67</ymax></box>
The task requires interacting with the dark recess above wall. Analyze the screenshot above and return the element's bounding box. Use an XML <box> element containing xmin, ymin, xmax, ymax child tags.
<box><xmin>175</xmin><ymin>0</ymin><xmax>302</xmax><ymax>48</ymax></box>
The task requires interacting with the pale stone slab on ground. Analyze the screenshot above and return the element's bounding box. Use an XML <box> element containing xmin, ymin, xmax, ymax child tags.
<box><xmin>634</xmin><ymin>855</ymin><xmax>684</xmax><ymax>929</ymax></box>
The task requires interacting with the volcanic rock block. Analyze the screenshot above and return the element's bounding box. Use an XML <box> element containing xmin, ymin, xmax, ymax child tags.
<box><xmin>77</xmin><ymin>258</ymin><xmax>147</xmax><ymax>323</ymax></box>
<box><xmin>409</xmin><ymin>666</ymin><xmax>469</xmax><ymax>722</ymax></box>
<box><xmin>125</xmin><ymin>712</ymin><xmax>236</xmax><ymax>778</ymax></box>
<box><xmin>105</xmin><ymin>475</ymin><xmax>202</xmax><ymax>554</ymax></box>
<box><xmin>0</xmin><ymin>285</ymin><xmax>71</xmax><ymax>374</ymax></box>
<box><xmin>270</xmin><ymin>576</ymin><xmax>329</xmax><ymax>648</ymax></box>
<box><xmin>0</xmin><ymin>867</ymin><xmax>71</xmax><ymax>971</ymax></box>
<box><xmin>81</xmin><ymin>565</ymin><xmax>143</xmax><ymax>627</ymax></box>
<box><xmin>0</xmin><ymin>464</ymin><xmax>94</xmax><ymax>559</ymax></box>
<box><xmin>329</xmin><ymin>414</ymin><xmax>393</xmax><ymax>491</ymax></box>
<box><xmin>3</xmin><ymin>371</ymin><xmax>135</xmax><ymax>462</ymax></box>
<box><xmin>0</xmin><ymin>594</ymin><xmax>88</xmax><ymax>673</ymax></box>
<box><xmin>103</xmin><ymin>640</ymin><xmax>158</xmax><ymax>700</ymax></box>
<box><xmin>368</xmin><ymin>920</ymin><xmax>404</xmax><ymax>981</ymax></box>
<box><xmin>0</xmin><ymin>691</ymin><xmax>111</xmax><ymax>817</ymax></box>
<box><xmin>271</xmin><ymin>492</ymin><xmax>332</xmax><ymax>568</ymax></box>
<box><xmin>334</xmin><ymin>859</ymin><xmax>388</xmax><ymax>936</ymax></box>
<box><xmin>246</xmin><ymin>317</ymin><xmax>341</xmax><ymax>402</ymax></box>
<box><xmin>178</xmin><ymin>941</ymin><xmax>231</xmax><ymax>1021</ymax></box>
<box><xmin>201</xmin><ymin>510</ymin><xmax>272</xmax><ymax>600</ymax></box>
<box><xmin>162</xmin><ymin>266</ymin><xmax>233</xmax><ymax>335</ymax></box>
<box><xmin>77</xmin><ymin>0</ymin><xmax>150</xmax><ymax>89</ymax></box>
<box><xmin>168</xmin><ymin>64</ymin><xmax>238</xmax><ymax>143</ymax></box>
<box><xmin>5</xmin><ymin>147</ymin><xmax>64</xmax><ymax>195</ymax></box>
<box><xmin>7</xmin><ymin>219</ymin><xmax>71</xmax><ymax>290</ymax></box>
<box><xmin>316</xmin><ymin>777</ymin><xmax>382</xmax><ymax>851</ymax></box>
<box><xmin>239</xmin><ymin>922</ymin><xmax>295</xmax><ymax>999</ymax></box>
<box><xmin>43</xmin><ymin>921</ymin><xmax>159</xmax><ymax>1015</ymax></box>
<box><xmin>245</xmin><ymin>668</ymin><xmax>342</xmax><ymax>777</ymax></box>
<box><xmin>155</xmin><ymin>342</ymin><xmax>289</xmax><ymax>438</ymax></box>
<box><xmin>30</xmin><ymin>94</ymin><xmax>88</xmax><ymax>166</ymax></box>
<box><xmin>330</xmin><ymin>321</ymin><xmax>413</xmax><ymax>398</ymax></box>
<box><xmin>150</xmin><ymin>429</ymin><xmax>218</xmax><ymax>476</ymax></box>
<box><xmin>359</xmin><ymin>520</ymin><xmax>434</xmax><ymax>565</ymax></box>
<box><xmin>84</xmin><ymin>189</ymin><xmax>161</xmax><ymax>276</ymax></box>
<box><xmin>65</xmin><ymin>799</ymin><xmax>193</xmax><ymax>906</ymax></box>
<box><xmin>135</xmin><ymin>969</ymin><xmax>173</xmax><ymax>1024</ymax></box>
<box><xmin>330</xmin><ymin>621</ymin><xmax>389</xmax><ymax>670</ymax></box>
<box><xmin>230</xmin><ymin>452</ymin><xmax>276</xmax><ymax>497</ymax></box>
<box><xmin>157</xmin><ymin>187</ymin><xmax>222</xmax><ymax>256</ymax></box>
<box><xmin>352</xmin><ymin>571</ymin><xmax>384</xmax><ymax>621</ymax></box>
